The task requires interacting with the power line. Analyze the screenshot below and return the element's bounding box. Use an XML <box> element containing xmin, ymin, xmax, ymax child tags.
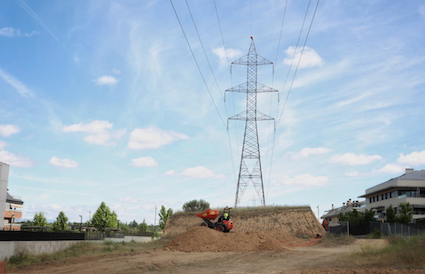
<box><xmin>266</xmin><ymin>0</ymin><xmax>288</xmax><ymax>201</ymax></box>
<box><xmin>267</xmin><ymin>0</ymin><xmax>321</xmax><ymax>199</ymax></box>
<box><xmin>169</xmin><ymin>0</ymin><xmax>227</xmax><ymax>128</ymax></box>
<box><xmin>184</xmin><ymin>0</ymin><xmax>237</xmax><ymax>183</ymax></box>
<box><xmin>213</xmin><ymin>0</ymin><xmax>241</xmax><ymax>175</ymax></box>
<box><xmin>277</xmin><ymin>0</ymin><xmax>320</xmax><ymax>128</ymax></box>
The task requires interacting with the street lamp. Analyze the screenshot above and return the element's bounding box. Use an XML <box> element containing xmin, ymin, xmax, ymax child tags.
<box><xmin>79</xmin><ymin>215</ymin><xmax>82</xmax><ymax>232</ymax></box>
<box><xmin>10</xmin><ymin>214</ymin><xmax>15</xmax><ymax>231</ymax></box>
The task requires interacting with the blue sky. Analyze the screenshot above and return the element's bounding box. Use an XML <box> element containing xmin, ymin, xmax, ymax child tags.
<box><xmin>1</xmin><ymin>0</ymin><xmax>425</xmax><ymax>224</ymax></box>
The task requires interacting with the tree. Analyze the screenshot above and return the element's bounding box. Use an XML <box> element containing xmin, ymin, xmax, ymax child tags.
<box><xmin>138</xmin><ymin>219</ymin><xmax>148</xmax><ymax>232</ymax></box>
<box><xmin>338</xmin><ymin>209</ymin><xmax>376</xmax><ymax>225</ymax></box>
<box><xmin>159</xmin><ymin>205</ymin><xmax>173</xmax><ymax>230</ymax></box>
<box><xmin>129</xmin><ymin>220</ymin><xmax>138</xmax><ymax>228</ymax></box>
<box><xmin>182</xmin><ymin>199</ymin><xmax>210</xmax><ymax>212</ymax></box>
<box><xmin>33</xmin><ymin>212</ymin><xmax>48</xmax><ymax>227</ymax></box>
<box><xmin>91</xmin><ymin>202</ymin><xmax>118</xmax><ymax>231</ymax></box>
<box><xmin>362</xmin><ymin>208</ymin><xmax>377</xmax><ymax>223</ymax></box>
<box><xmin>397</xmin><ymin>202</ymin><xmax>413</xmax><ymax>225</ymax></box>
<box><xmin>386</xmin><ymin>205</ymin><xmax>396</xmax><ymax>223</ymax></box>
<box><xmin>52</xmin><ymin>211</ymin><xmax>69</xmax><ymax>231</ymax></box>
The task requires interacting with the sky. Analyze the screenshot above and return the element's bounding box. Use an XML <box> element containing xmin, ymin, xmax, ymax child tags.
<box><xmin>0</xmin><ymin>0</ymin><xmax>425</xmax><ymax>224</ymax></box>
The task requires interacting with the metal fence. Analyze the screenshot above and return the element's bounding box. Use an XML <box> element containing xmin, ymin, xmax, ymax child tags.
<box><xmin>329</xmin><ymin>221</ymin><xmax>425</xmax><ymax>237</ymax></box>
<box><xmin>105</xmin><ymin>231</ymin><xmax>124</xmax><ymax>238</ymax></box>
<box><xmin>0</xmin><ymin>231</ymin><xmax>84</xmax><ymax>241</ymax></box>
<box><xmin>84</xmin><ymin>232</ymin><xmax>105</xmax><ymax>240</ymax></box>
<box><xmin>381</xmin><ymin>223</ymin><xmax>425</xmax><ymax>237</ymax></box>
<box><xmin>124</xmin><ymin>231</ymin><xmax>154</xmax><ymax>237</ymax></box>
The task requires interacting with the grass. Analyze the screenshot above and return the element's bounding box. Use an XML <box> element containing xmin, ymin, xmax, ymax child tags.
<box><xmin>6</xmin><ymin>239</ymin><xmax>168</xmax><ymax>269</ymax></box>
<box><xmin>171</xmin><ymin>205</ymin><xmax>312</xmax><ymax>219</ymax></box>
<box><xmin>349</xmin><ymin>233</ymin><xmax>425</xmax><ymax>267</ymax></box>
<box><xmin>317</xmin><ymin>233</ymin><xmax>356</xmax><ymax>247</ymax></box>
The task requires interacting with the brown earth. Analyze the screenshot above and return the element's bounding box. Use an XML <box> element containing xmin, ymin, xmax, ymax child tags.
<box><xmin>163</xmin><ymin>206</ymin><xmax>325</xmax><ymax>239</ymax></box>
<box><xmin>164</xmin><ymin>226</ymin><xmax>303</xmax><ymax>252</ymax></box>
<box><xmin>9</xmin><ymin>240</ymin><xmax>425</xmax><ymax>274</ymax></box>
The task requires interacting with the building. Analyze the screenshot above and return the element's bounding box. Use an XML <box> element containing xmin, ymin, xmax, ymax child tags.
<box><xmin>359</xmin><ymin>168</ymin><xmax>425</xmax><ymax>222</ymax></box>
<box><xmin>4</xmin><ymin>192</ymin><xmax>24</xmax><ymax>231</ymax></box>
<box><xmin>321</xmin><ymin>199</ymin><xmax>365</xmax><ymax>227</ymax></box>
<box><xmin>0</xmin><ymin>162</ymin><xmax>9</xmax><ymax>231</ymax></box>
<box><xmin>0</xmin><ymin>161</ymin><xmax>24</xmax><ymax>231</ymax></box>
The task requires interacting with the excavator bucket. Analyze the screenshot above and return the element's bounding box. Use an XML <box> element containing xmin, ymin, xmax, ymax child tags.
<box><xmin>195</xmin><ymin>210</ymin><xmax>219</xmax><ymax>220</ymax></box>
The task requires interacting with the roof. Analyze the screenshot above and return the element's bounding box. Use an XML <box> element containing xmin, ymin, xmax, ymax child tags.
<box><xmin>360</xmin><ymin>170</ymin><xmax>425</xmax><ymax>197</ymax></box>
<box><xmin>6</xmin><ymin>192</ymin><xmax>24</xmax><ymax>205</ymax></box>
<box><xmin>321</xmin><ymin>204</ymin><xmax>361</xmax><ymax>219</ymax></box>
<box><xmin>0</xmin><ymin>161</ymin><xmax>10</xmax><ymax>166</ymax></box>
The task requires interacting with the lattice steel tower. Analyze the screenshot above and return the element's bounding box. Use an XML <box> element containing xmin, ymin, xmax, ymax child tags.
<box><xmin>226</xmin><ymin>37</ymin><xmax>278</xmax><ymax>207</ymax></box>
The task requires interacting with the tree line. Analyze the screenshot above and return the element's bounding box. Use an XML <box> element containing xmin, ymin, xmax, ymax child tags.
<box><xmin>338</xmin><ymin>202</ymin><xmax>414</xmax><ymax>225</ymax></box>
<box><xmin>22</xmin><ymin>198</ymin><xmax>211</xmax><ymax>232</ymax></box>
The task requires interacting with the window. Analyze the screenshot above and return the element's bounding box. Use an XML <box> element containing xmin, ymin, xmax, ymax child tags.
<box><xmin>389</xmin><ymin>192</ymin><xmax>392</xmax><ymax>198</ymax></box>
<box><xmin>385</xmin><ymin>193</ymin><xmax>388</xmax><ymax>199</ymax></box>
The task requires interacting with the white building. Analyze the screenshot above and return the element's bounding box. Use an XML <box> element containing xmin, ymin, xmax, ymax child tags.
<box><xmin>0</xmin><ymin>162</ymin><xmax>10</xmax><ymax>231</ymax></box>
<box><xmin>359</xmin><ymin>168</ymin><xmax>425</xmax><ymax>222</ymax></box>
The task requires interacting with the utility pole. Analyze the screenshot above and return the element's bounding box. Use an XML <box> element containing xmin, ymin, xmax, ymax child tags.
<box><xmin>154</xmin><ymin>206</ymin><xmax>157</xmax><ymax>233</ymax></box>
<box><xmin>227</xmin><ymin>37</ymin><xmax>278</xmax><ymax>207</ymax></box>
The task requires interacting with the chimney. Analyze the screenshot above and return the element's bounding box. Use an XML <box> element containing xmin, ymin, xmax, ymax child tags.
<box><xmin>406</xmin><ymin>168</ymin><xmax>414</xmax><ymax>174</ymax></box>
<box><xmin>348</xmin><ymin>199</ymin><xmax>352</xmax><ymax>205</ymax></box>
<box><xmin>343</xmin><ymin>202</ymin><xmax>346</xmax><ymax>206</ymax></box>
<box><xmin>332</xmin><ymin>204</ymin><xmax>334</xmax><ymax>210</ymax></box>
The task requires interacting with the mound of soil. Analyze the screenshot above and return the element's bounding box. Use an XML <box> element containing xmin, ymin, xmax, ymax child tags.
<box><xmin>163</xmin><ymin>206</ymin><xmax>324</xmax><ymax>239</ymax></box>
<box><xmin>164</xmin><ymin>226</ymin><xmax>306</xmax><ymax>252</ymax></box>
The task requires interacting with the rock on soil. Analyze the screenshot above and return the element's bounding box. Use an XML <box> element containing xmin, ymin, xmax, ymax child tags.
<box><xmin>164</xmin><ymin>226</ymin><xmax>307</xmax><ymax>252</ymax></box>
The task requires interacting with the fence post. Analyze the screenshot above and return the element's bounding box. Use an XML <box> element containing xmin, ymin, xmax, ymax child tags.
<box><xmin>401</xmin><ymin>224</ymin><xmax>403</xmax><ymax>236</ymax></box>
<box><xmin>347</xmin><ymin>221</ymin><xmax>350</xmax><ymax>236</ymax></box>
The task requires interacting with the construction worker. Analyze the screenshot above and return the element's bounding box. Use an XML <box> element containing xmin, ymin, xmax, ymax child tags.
<box><xmin>218</xmin><ymin>212</ymin><xmax>229</xmax><ymax>222</ymax></box>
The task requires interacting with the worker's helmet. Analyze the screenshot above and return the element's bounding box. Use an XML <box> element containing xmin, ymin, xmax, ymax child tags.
<box><xmin>224</xmin><ymin>213</ymin><xmax>229</xmax><ymax>219</ymax></box>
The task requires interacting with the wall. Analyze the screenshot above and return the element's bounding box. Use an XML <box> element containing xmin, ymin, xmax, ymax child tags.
<box><xmin>105</xmin><ymin>236</ymin><xmax>152</xmax><ymax>243</ymax></box>
<box><xmin>0</xmin><ymin>163</ymin><xmax>9</xmax><ymax>231</ymax></box>
<box><xmin>0</xmin><ymin>240</ymin><xmax>84</xmax><ymax>260</ymax></box>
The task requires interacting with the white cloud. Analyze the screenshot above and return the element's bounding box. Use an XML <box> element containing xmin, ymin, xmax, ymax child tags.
<box><xmin>128</xmin><ymin>126</ymin><xmax>189</xmax><ymax>150</ymax></box>
<box><xmin>283</xmin><ymin>46</ymin><xmax>324</xmax><ymax>69</ymax></box>
<box><xmin>0</xmin><ymin>141</ymin><xmax>9</xmax><ymax>150</ymax></box>
<box><xmin>181</xmin><ymin>166</ymin><xmax>225</xmax><ymax>179</ymax></box>
<box><xmin>0</xmin><ymin>27</ymin><xmax>38</xmax><ymax>37</ymax></box>
<box><xmin>293</xmin><ymin>147</ymin><xmax>332</xmax><ymax>159</ymax></box>
<box><xmin>49</xmin><ymin>156</ymin><xmax>79</xmax><ymax>168</ymax></box>
<box><xmin>212</xmin><ymin>47</ymin><xmax>242</xmax><ymax>67</ymax></box>
<box><xmin>273</xmin><ymin>174</ymin><xmax>328</xmax><ymax>187</ymax></box>
<box><xmin>112</xmin><ymin>68</ymin><xmax>121</xmax><ymax>74</ymax></box>
<box><xmin>129</xmin><ymin>156</ymin><xmax>158</xmax><ymax>167</ymax></box>
<box><xmin>397</xmin><ymin>150</ymin><xmax>425</xmax><ymax>166</ymax></box>
<box><xmin>62</xmin><ymin>120</ymin><xmax>126</xmax><ymax>146</ymax></box>
<box><xmin>0</xmin><ymin>67</ymin><xmax>36</xmax><ymax>98</ymax></box>
<box><xmin>0</xmin><ymin>124</ymin><xmax>21</xmax><ymax>137</ymax></box>
<box><xmin>345</xmin><ymin>171</ymin><xmax>360</xmax><ymax>177</ymax></box>
<box><xmin>165</xmin><ymin>169</ymin><xmax>175</xmax><ymax>176</ymax></box>
<box><xmin>0</xmin><ymin>150</ymin><xmax>33</xmax><ymax>167</ymax></box>
<box><xmin>330</xmin><ymin>153</ymin><xmax>382</xmax><ymax>166</ymax></box>
<box><xmin>92</xmin><ymin>75</ymin><xmax>118</xmax><ymax>85</ymax></box>
<box><xmin>377</xmin><ymin>164</ymin><xmax>405</xmax><ymax>174</ymax></box>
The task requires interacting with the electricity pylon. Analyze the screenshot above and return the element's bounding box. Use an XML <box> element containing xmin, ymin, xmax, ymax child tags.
<box><xmin>226</xmin><ymin>37</ymin><xmax>278</xmax><ymax>207</ymax></box>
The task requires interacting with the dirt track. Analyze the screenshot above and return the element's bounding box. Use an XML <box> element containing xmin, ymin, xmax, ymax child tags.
<box><xmin>9</xmin><ymin>239</ymin><xmax>425</xmax><ymax>274</ymax></box>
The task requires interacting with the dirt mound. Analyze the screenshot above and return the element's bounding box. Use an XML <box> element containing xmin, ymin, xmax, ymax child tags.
<box><xmin>164</xmin><ymin>226</ymin><xmax>307</xmax><ymax>252</ymax></box>
<box><xmin>163</xmin><ymin>206</ymin><xmax>325</xmax><ymax>239</ymax></box>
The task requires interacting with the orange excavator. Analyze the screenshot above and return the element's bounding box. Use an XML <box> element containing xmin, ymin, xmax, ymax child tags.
<box><xmin>196</xmin><ymin>206</ymin><xmax>234</xmax><ymax>232</ymax></box>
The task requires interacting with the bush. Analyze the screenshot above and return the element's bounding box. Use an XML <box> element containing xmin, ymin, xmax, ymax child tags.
<box><xmin>368</xmin><ymin>228</ymin><xmax>381</xmax><ymax>239</ymax></box>
<box><xmin>182</xmin><ymin>199</ymin><xmax>210</xmax><ymax>212</ymax></box>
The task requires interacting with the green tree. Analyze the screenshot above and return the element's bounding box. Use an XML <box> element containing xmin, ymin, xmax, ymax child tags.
<box><xmin>386</xmin><ymin>205</ymin><xmax>396</xmax><ymax>223</ymax></box>
<box><xmin>33</xmin><ymin>212</ymin><xmax>48</xmax><ymax>227</ymax></box>
<box><xmin>138</xmin><ymin>219</ymin><xmax>148</xmax><ymax>232</ymax></box>
<box><xmin>396</xmin><ymin>202</ymin><xmax>413</xmax><ymax>225</ymax></box>
<box><xmin>91</xmin><ymin>202</ymin><xmax>118</xmax><ymax>231</ymax></box>
<box><xmin>362</xmin><ymin>208</ymin><xmax>377</xmax><ymax>223</ymax></box>
<box><xmin>159</xmin><ymin>205</ymin><xmax>173</xmax><ymax>230</ymax></box>
<box><xmin>51</xmin><ymin>211</ymin><xmax>69</xmax><ymax>231</ymax></box>
<box><xmin>129</xmin><ymin>220</ymin><xmax>138</xmax><ymax>228</ymax></box>
<box><xmin>182</xmin><ymin>199</ymin><xmax>210</xmax><ymax>212</ymax></box>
